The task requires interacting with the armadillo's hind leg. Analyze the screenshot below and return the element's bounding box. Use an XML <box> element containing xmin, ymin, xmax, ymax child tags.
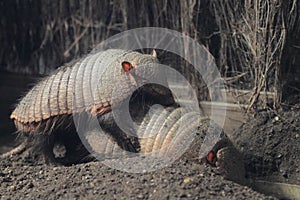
<box><xmin>41</xmin><ymin>128</ymin><xmax>92</xmax><ymax>166</ymax></box>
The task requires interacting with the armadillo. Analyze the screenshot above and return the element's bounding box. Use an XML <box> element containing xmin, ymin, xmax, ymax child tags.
<box><xmin>76</xmin><ymin>105</ymin><xmax>246</xmax><ymax>183</ymax></box>
<box><xmin>10</xmin><ymin>49</ymin><xmax>172</xmax><ymax>134</ymax></box>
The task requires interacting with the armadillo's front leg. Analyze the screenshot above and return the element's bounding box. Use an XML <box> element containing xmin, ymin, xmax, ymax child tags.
<box><xmin>82</xmin><ymin>111</ymin><xmax>140</xmax><ymax>160</ymax></box>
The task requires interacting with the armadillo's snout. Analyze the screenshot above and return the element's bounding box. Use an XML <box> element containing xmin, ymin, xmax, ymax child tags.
<box><xmin>138</xmin><ymin>83</ymin><xmax>176</xmax><ymax>107</ymax></box>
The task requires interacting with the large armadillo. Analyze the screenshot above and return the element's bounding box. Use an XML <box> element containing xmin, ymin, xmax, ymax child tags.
<box><xmin>6</xmin><ymin>49</ymin><xmax>245</xmax><ymax>183</ymax></box>
<box><xmin>10</xmin><ymin>49</ymin><xmax>176</xmax><ymax>133</ymax></box>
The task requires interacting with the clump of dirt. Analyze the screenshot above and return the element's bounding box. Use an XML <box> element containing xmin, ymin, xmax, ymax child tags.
<box><xmin>232</xmin><ymin>107</ymin><xmax>300</xmax><ymax>185</ymax></box>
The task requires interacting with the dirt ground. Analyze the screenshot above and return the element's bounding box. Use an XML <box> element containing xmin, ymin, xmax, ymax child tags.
<box><xmin>0</xmin><ymin>150</ymin><xmax>275</xmax><ymax>200</ymax></box>
<box><xmin>1</xmin><ymin>106</ymin><xmax>299</xmax><ymax>199</ymax></box>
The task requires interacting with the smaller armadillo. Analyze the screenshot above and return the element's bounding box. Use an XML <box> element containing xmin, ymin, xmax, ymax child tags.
<box><xmin>67</xmin><ymin>104</ymin><xmax>246</xmax><ymax>183</ymax></box>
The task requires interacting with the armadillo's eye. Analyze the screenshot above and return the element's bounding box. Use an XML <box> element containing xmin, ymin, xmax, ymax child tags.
<box><xmin>206</xmin><ymin>151</ymin><xmax>216</xmax><ymax>165</ymax></box>
<box><xmin>122</xmin><ymin>61</ymin><xmax>133</xmax><ymax>72</ymax></box>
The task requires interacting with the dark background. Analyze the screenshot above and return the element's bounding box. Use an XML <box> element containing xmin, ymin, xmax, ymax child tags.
<box><xmin>0</xmin><ymin>0</ymin><xmax>299</xmax><ymax>147</ymax></box>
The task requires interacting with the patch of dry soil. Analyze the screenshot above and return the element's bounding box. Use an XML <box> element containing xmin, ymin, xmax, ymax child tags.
<box><xmin>0</xmin><ymin>152</ymin><xmax>275</xmax><ymax>200</ymax></box>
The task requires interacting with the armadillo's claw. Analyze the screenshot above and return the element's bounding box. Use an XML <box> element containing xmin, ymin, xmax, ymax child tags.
<box><xmin>91</xmin><ymin>105</ymin><xmax>111</xmax><ymax>116</ymax></box>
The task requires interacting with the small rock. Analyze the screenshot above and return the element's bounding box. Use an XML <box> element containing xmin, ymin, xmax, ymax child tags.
<box><xmin>183</xmin><ymin>177</ymin><xmax>193</xmax><ymax>183</ymax></box>
<box><xmin>221</xmin><ymin>190</ymin><xmax>226</xmax><ymax>196</ymax></box>
<box><xmin>137</xmin><ymin>193</ymin><xmax>144</xmax><ymax>199</ymax></box>
<box><xmin>9</xmin><ymin>185</ymin><xmax>16</xmax><ymax>191</ymax></box>
<box><xmin>276</xmin><ymin>153</ymin><xmax>283</xmax><ymax>159</ymax></box>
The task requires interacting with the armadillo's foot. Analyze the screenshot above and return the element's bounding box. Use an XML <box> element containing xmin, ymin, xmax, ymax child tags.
<box><xmin>215</xmin><ymin>146</ymin><xmax>247</xmax><ymax>185</ymax></box>
<box><xmin>53</xmin><ymin>142</ymin><xmax>67</xmax><ymax>159</ymax></box>
<box><xmin>0</xmin><ymin>139</ymin><xmax>29</xmax><ymax>159</ymax></box>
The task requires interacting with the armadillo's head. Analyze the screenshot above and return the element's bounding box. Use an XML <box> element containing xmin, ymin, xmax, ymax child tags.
<box><xmin>120</xmin><ymin>49</ymin><xmax>160</xmax><ymax>79</ymax></box>
<box><xmin>111</xmin><ymin>50</ymin><xmax>175</xmax><ymax>107</ymax></box>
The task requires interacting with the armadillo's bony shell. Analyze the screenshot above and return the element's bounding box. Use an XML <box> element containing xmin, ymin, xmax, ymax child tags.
<box><xmin>11</xmin><ymin>49</ymin><xmax>159</xmax><ymax>134</ymax></box>
<box><xmin>84</xmin><ymin>107</ymin><xmax>210</xmax><ymax>160</ymax></box>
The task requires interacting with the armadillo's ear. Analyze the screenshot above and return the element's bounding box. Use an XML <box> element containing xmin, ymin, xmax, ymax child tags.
<box><xmin>122</xmin><ymin>61</ymin><xmax>133</xmax><ymax>72</ymax></box>
<box><xmin>151</xmin><ymin>49</ymin><xmax>157</xmax><ymax>58</ymax></box>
